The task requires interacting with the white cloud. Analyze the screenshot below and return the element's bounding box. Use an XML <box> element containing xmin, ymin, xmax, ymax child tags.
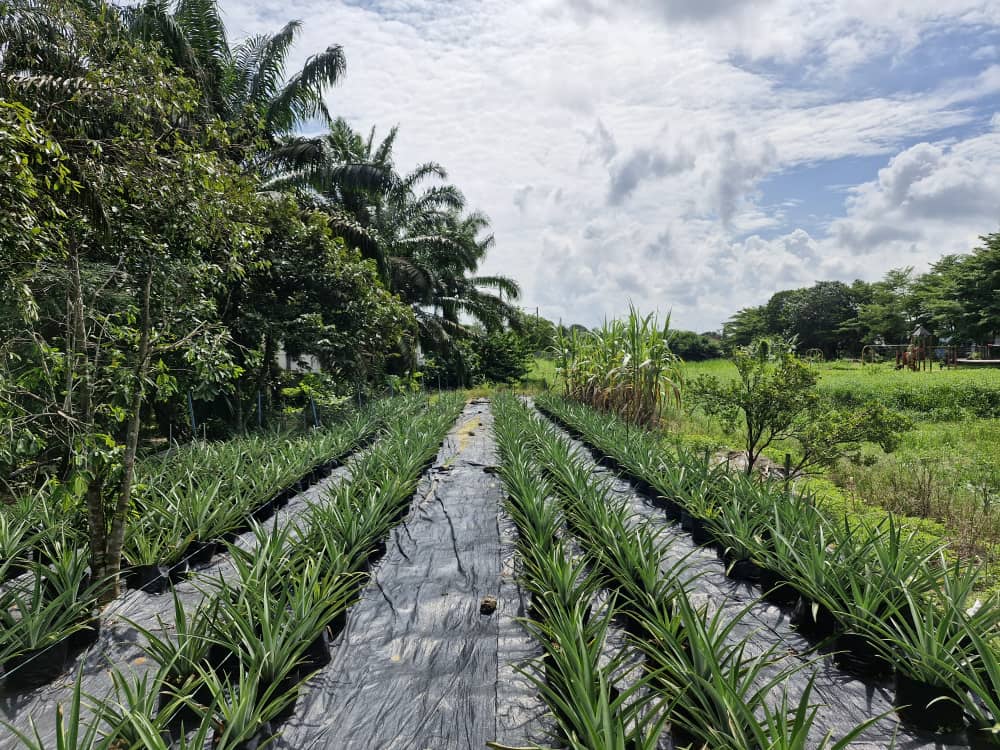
<box><xmin>220</xmin><ymin>0</ymin><xmax>1000</xmax><ymax>331</ymax></box>
<box><xmin>831</xmin><ymin>131</ymin><xmax>1000</xmax><ymax>259</ymax></box>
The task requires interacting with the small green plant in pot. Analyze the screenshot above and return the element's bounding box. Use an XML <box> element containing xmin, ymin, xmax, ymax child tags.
<box><xmin>128</xmin><ymin>589</ymin><xmax>218</xmax><ymax>720</ymax></box>
<box><xmin>0</xmin><ymin>571</ymin><xmax>83</xmax><ymax>689</ymax></box>
<box><xmin>860</xmin><ymin>585</ymin><xmax>977</xmax><ymax>734</ymax></box>
<box><xmin>947</xmin><ymin>627</ymin><xmax>1000</xmax><ymax>748</ymax></box>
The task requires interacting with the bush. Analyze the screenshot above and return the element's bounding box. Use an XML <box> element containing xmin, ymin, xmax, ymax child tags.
<box><xmin>478</xmin><ymin>330</ymin><xmax>532</xmax><ymax>384</ymax></box>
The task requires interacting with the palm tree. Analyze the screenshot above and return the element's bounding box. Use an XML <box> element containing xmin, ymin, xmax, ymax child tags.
<box><xmin>265</xmin><ymin>119</ymin><xmax>522</xmax><ymax>351</ymax></box>
<box><xmin>127</xmin><ymin>0</ymin><xmax>345</xmax><ymax>153</ymax></box>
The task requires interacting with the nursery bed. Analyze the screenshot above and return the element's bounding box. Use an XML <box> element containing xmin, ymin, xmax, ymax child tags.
<box><xmin>0</xmin><ymin>401</ymin><xmax>549</xmax><ymax>750</ymax></box>
<box><xmin>532</xmin><ymin>401</ymin><xmax>970</xmax><ymax>750</ymax></box>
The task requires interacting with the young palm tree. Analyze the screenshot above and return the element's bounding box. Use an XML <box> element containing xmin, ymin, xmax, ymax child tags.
<box><xmin>264</xmin><ymin>119</ymin><xmax>522</xmax><ymax>350</ymax></box>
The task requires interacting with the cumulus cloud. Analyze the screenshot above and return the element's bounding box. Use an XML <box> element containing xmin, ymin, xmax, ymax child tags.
<box><xmin>832</xmin><ymin>132</ymin><xmax>1000</xmax><ymax>257</ymax></box>
<box><xmin>607</xmin><ymin>145</ymin><xmax>695</xmax><ymax>205</ymax></box>
<box><xmin>220</xmin><ymin>0</ymin><xmax>1000</xmax><ymax>331</ymax></box>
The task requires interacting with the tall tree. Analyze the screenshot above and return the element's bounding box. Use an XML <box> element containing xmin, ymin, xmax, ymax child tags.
<box><xmin>1</xmin><ymin>0</ymin><xmax>259</xmax><ymax>598</ymax></box>
<box><xmin>127</xmin><ymin>0</ymin><xmax>346</xmax><ymax>157</ymax></box>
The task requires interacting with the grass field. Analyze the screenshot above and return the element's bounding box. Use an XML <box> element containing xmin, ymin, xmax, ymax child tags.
<box><xmin>528</xmin><ymin>356</ymin><xmax>1000</xmax><ymax>586</ymax></box>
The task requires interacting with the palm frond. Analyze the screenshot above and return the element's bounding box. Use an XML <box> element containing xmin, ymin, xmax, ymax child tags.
<box><xmin>266</xmin><ymin>43</ymin><xmax>344</xmax><ymax>135</ymax></box>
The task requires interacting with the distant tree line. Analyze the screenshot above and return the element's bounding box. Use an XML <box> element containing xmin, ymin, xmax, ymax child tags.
<box><xmin>723</xmin><ymin>232</ymin><xmax>1000</xmax><ymax>359</ymax></box>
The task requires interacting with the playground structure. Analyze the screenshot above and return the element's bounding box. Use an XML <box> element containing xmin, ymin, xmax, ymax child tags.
<box><xmin>861</xmin><ymin>343</ymin><xmax>937</xmax><ymax>370</ymax></box>
<box><xmin>862</xmin><ymin>325</ymin><xmax>936</xmax><ymax>371</ymax></box>
<box><xmin>862</xmin><ymin>330</ymin><xmax>1000</xmax><ymax>370</ymax></box>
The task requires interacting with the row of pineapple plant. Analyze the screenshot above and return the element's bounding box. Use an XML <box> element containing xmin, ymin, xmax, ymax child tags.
<box><xmin>494</xmin><ymin>395</ymin><xmax>665</xmax><ymax>748</ymax></box>
<box><xmin>537</xmin><ymin>393</ymin><xmax>1000</xmax><ymax>745</ymax></box>
<box><xmin>500</xmin><ymin>395</ymin><xmax>879</xmax><ymax>748</ymax></box>
<box><xmin>5</xmin><ymin>393</ymin><xmax>466</xmax><ymax>749</ymax></box>
<box><xmin>0</xmin><ymin>397</ymin><xmax>411</xmax><ymax>693</ymax></box>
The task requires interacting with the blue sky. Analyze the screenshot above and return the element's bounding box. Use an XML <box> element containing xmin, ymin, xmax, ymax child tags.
<box><xmin>221</xmin><ymin>0</ymin><xmax>1000</xmax><ymax>331</ymax></box>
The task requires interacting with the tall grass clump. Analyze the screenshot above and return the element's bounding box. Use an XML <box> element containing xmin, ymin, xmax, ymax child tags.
<box><xmin>553</xmin><ymin>306</ymin><xmax>681</xmax><ymax>427</ymax></box>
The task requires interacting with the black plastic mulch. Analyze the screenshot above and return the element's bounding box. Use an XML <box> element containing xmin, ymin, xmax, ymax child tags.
<box><xmin>1</xmin><ymin>400</ymin><xmax>554</xmax><ymax>750</ymax></box>
<box><xmin>270</xmin><ymin>398</ymin><xmax>548</xmax><ymax>749</ymax></box>
<box><xmin>0</xmin><ymin>460</ymin><xmax>357</xmax><ymax>749</ymax></box>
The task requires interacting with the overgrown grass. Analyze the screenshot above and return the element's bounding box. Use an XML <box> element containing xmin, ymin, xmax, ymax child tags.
<box><xmin>677</xmin><ymin>359</ymin><xmax>1000</xmax><ymax>588</ymax></box>
<box><xmin>684</xmin><ymin>359</ymin><xmax>1000</xmax><ymax>418</ymax></box>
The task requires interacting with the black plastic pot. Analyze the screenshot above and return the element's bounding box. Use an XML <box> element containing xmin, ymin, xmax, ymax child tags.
<box><xmin>273</xmin><ymin>488</ymin><xmax>294</xmax><ymax>509</ymax></box>
<box><xmin>630</xmin><ymin>477</ymin><xmax>654</xmax><ymax>496</ymax></box>
<box><xmin>968</xmin><ymin>724</ymin><xmax>1000</xmax><ymax>749</ymax></box>
<box><xmin>596</xmin><ymin>454</ymin><xmax>620</xmax><ymax>471</ymax></box>
<box><xmin>207</xmin><ymin>643</ymin><xmax>239</xmax><ymax>677</ymax></box>
<box><xmin>758</xmin><ymin>568</ymin><xmax>798</xmax><ymax>606</ymax></box>
<box><xmin>270</xmin><ymin>677</ymin><xmax>299</xmax><ymax>723</ymax></box>
<box><xmin>3</xmin><ymin>638</ymin><xmax>69</xmax><ymax>689</ymax></box>
<box><xmin>184</xmin><ymin>540</ymin><xmax>216</xmax><ymax>567</ymax></box>
<box><xmin>688</xmin><ymin>517</ymin><xmax>715</xmax><ymax>547</ymax></box>
<box><xmin>67</xmin><ymin>614</ymin><xmax>101</xmax><ymax>652</ymax></box>
<box><xmin>671</xmin><ymin>724</ymin><xmax>701</xmax><ymax>750</ymax></box>
<box><xmin>165</xmin><ymin>558</ymin><xmax>189</xmax><ymax>584</ymax></box>
<box><xmin>894</xmin><ymin>672</ymin><xmax>965</xmax><ymax>733</ymax></box>
<box><xmin>790</xmin><ymin>597</ymin><xmax>838</xmax><ymax>640</ymax></box>
<box><xmin>616</xmin><ymin>610</ymin><xmax>651</xmax><ymax>640</ymax></box>
<box><xmin>251</xmin><ymin>499</ymin><xmax>276</xmax><ymax>523</ymax></box>
<box><xmin>654</xmin><ymin>496</ymin><xmax>683</xmax><ymax>521</ymax></box>
<box><xmin>680</xmin><ymin>511</ymin><xmax>696</xmax><ymax>533</ymax></box>
<box><xmin>328</xmin><ymin>609</ymin><xmax>348</xmax><ymax>639</ymax></box>
<box><xmin>159</xmin><ymin>678</ymin><xmax>214</xmax><ymax>725</ymax></box>
<box><xmin>298</xmin><ymin>630</ymin><xmax>332</xmax><ymax>676</ymax></box>
<box><xmin>724</xmin><ymin>556</ymin><xmax>762</xmax><ymax>583</ymax></box>
<box><xmin>832</xmin><ymin>633</ymin><xmax>891</xmax><ymax>677</ymax></box>
<box><xmin>124</xmin><ymin>564</ymin><xmax>168</xmax><ymax>594</ymax></box>
<box><xmin>366</xmin><ymin>538</ymin><xmax>387</xmax><ymax>569</ymax></box>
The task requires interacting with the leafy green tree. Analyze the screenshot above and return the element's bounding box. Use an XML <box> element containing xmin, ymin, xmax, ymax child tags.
<box><xmin>689</xmin><ymin>339</ymin><xmax>908</xmax><ymax>475</ymax></box>
<box><xmin>218</xmin><ymin>197</ymin><xmax>415</xmax><ymax>428</ymax></box>
<box><xmin>515</xmin><ymin>310</ymin><xmax>558</xmax><ymax>354</ymax></box>
<box><xmin>1</xmin><ymin>0</ymin><xmax>259</xmax><ymax>598</ymax></box>
<box><xmin>669</xmin><ymin>330</ymin><xmax>723</xmax><ymax>361</ymax></box>
<box><xmin>849</xmin><ymin>269</ymin><xmax>918</xmax><ymax>345</ymax></box>
<box><xmin>723</xmin><ymin>305</ymin><xmax>768</xmax><ymax>350</ymax></box>
<box><xmin>476</xmin><ymin>330</ymin><xmax>533</xmax><ymax>384</ymax></box>
<box><xmin>912</xmin><ymin>255</ymin><xmax>965</xmax><ymax>339</ymax></box>
<box><xmin>951</xmin><ymin>233</ymin><xmax>1000</xmax><ymax>343</ymax></box>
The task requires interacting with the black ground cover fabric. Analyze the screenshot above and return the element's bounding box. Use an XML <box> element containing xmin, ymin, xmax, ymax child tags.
<box><xmin>533</xmin><ymin>403</ymin><xmax>971</xmax><ymax>750</ymax></box>
<box><xmin>275</xmin><ymin>398</ymin><xmax>547</xmax><ymax>749</ymax></box>
<box><xmin>0</xmin><ymin>400</ymin><xmax>550</xmax><ymax>750</ymax></box>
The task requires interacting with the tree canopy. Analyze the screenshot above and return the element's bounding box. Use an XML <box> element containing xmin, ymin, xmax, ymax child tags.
<box><xmin>723</xmin><ymin>234</ymin><xmax>1000</xmax><ymax>356</ymax></box>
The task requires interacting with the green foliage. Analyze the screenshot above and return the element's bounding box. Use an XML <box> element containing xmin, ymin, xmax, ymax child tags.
<box><xmin>721</xmin><ymin>231</ymin><xmax>1000</xmax><ymax>355</ymax></box>
<box><xmin>690</xmin><ymin>341</ymin><xmax>910</xmax><ymax>475</ymax></box>
<box><xmin>668</xmin><ymin>329</ymin><xmax>723</xmax><ymax>361</ymax></box>
<box><xmin>476</xmin><ymin>329</ymin><xmax>532</xmax><ymax>384</ymax></box>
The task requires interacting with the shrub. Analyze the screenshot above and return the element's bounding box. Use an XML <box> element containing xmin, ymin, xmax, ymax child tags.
<box><xmin>477</xmin><ymin>330</ymin><xmax>532</xmax><ymax>384</ymax></box>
